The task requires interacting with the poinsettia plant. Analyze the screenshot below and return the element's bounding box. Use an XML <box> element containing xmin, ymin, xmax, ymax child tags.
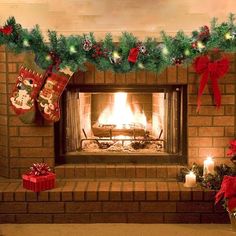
<box><xmin>227</xmin><ymin>139</ymin><xmax>236</xmax><ymax>164</ymax></box>
<box><xmin>215</xmin><ymin>176</ymin><xmax>236</xmax><ymax>213</ymax></box>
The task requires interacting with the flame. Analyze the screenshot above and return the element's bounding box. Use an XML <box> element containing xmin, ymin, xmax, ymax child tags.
<box><xmin>98</xmin><ymin>92</ymin><xmax>147</xmax><ymax>129</ymax></box>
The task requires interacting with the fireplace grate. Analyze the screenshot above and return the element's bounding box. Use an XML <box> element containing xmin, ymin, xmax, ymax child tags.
<box><xmin>79</xmin><ymin>128</ymin><xmax>164</xmax><ymax>151</ymax></box>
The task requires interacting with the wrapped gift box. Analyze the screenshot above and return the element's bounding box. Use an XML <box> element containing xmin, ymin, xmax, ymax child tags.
<box><xmin>22</xmin><ymin>172</ymin><xmax>56</xmax><ymax>192</ymax></box>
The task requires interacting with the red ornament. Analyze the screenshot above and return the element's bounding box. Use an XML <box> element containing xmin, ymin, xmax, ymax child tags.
<box><xmin>128</xmin><ymin>47</ymin><xmax>139</xmax><ymax>63</ymax></box>
<box><xmin>198</xmin><ymin>25</ymin><xmax>210</xmax><ymax>41</ymax></box>
<box><xmin>0</xmin><ymin>25</ymin><xmax>13</xmax><ymax>35</ymax></box>
<box><xmin>194</xmin><ymin>55</ymin><xmax>229</xmax><ymax>111</ymax></box>
<box><xmin>173</xmin><ymin>58</ymin><xmax>183</xmax><ymax>65</ymax></box>
<box><xmin>191</xmin><ymin>42</ymin><xmax>197</xmax><ymax>49</ymax></box>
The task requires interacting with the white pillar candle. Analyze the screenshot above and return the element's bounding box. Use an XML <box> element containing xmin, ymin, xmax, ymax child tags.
<box><xmin>203</xmin><ymin>156</ymin><xmax>215</xmax><ymax>175</ymax></box>
<box><xmin>184</xmin><ymin>171</ymin><xmax>197</xmax><ymax>187</ymax></box>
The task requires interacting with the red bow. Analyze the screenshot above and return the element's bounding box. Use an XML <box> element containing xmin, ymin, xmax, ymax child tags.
<box><xmin>0</xmin><ymin>25</ymin><xmax>13</xmax><ymax>35</ymax></box>
<box><xmin>29</xmin><ymin>163</ymin><xmax>51</xmax><ymax>176</ymax></box>
<box><xmin>128</xmin><ymin>47</ymin><xmax>139</xmax><ymax>63</ymax></box>
<box><xmin>194</xmin><ymin>55</ymin><xmax>229</xmax><ymax>111</ymax></box>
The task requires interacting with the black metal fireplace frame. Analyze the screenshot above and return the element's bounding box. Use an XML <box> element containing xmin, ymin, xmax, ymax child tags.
<box><xmin>55</xmin><ymin>84</ymin><xmax>187</xmax><ymax>165</ymax></box>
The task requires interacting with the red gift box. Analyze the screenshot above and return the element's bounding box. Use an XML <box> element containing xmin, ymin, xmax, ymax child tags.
<box><xmin>22</xmin><ymin>172</ymin><xmax>56</xmax><ymax>192</ymax></box>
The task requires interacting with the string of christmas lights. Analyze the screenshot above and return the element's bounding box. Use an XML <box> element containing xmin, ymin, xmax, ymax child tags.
<box><xmin>0</xmin><ymin>14</ymin><xmax>236</xmax><ymax>73</ymax></box>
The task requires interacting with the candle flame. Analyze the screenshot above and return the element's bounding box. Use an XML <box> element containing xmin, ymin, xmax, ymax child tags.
<box><xmin>206</xmin><ymin>156</ymin><xmax>213</xmax><ymax>161</ymax></box>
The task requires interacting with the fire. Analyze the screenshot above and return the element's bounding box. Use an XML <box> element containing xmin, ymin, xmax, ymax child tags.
<box><xmin>98</xmin><ymin>92</ymin><xmax>147</xmax><ymax>129</ymax></box>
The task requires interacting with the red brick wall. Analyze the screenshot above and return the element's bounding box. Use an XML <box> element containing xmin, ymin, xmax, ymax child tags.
<box><xmin>188</xmin><ymin>53</ymin><xmax>236</xmax><ymax>165</ymax></box>
<box><xmin>0</xmin><ymin>48</ymin><xmax>54</xmax><ymax>178</ymax></box>
<box><xmin>0</xmin><ymin>45</ymin><xmax>8</xmax><ymax>177</ymax></box>
<box><xmin>0</xmin><ymin>49</ymin><xmax>235</xmax><ymax>178</ymax></box>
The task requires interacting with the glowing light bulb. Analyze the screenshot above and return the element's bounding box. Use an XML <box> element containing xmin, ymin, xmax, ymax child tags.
<box><xmin>69</xmin><ymin>45</ymin><xmax>77</xmax><ymax>54</ymax></box>
<box><xmin>138</xmin><ymin>62</ymin><xmax>145</xmax><ymax>69</ymax></box>
<box><xmin>112</xmin><ymin>51</ymin><xmax>120</xmax><ymax>59</ymax></box>
<box><xmin>23</xmin><ymin>39</ymin><xmax>30</xmax><ymax>47</ymax></box>
<box><xmin>225</xmin><ymin>32</ymin><xmax>233</xmax><ymax>40</ymax></box>
<box><xmin>45</xmin><ymin>55</ymin><xmax>51</xmax><ymax>61</ymax></box>
<box><xmin>184</xmin><ymin>49</ymin><xmax>190</xmax><ymax>56</ymax></box>
<box><xmin>197</xmin><ymin>41</ymin><xmax>205</xmax><ymax>49</ymax></box>
<box><xmin>162</xmin><ymin>46</ymin><xmax>169</xmax><ymax>55</ymax></box>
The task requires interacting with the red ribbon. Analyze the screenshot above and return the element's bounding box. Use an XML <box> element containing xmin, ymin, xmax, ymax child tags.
<box><xmin>0</xmin><ymin>25</ymin><xmax>13</xmax><ymax>35</ymax></box>
<box><xmin>44</xmin><ymin>51</ymin><xmax>61</xmax><ymax>79</ymax></box>
<box><xmin>194</xmin><ymin>55</ymin><xmax>229</xmax><ymax>111</ymax></box>
<box><xmin>128</xmin><ymin>47</ymin><xmax>139</xmax><ymax>63</ymax></box>
<box><xmin>29</xmin><ymin>163</ymin><xmax>51</xmax><ymax>176</ymax></box>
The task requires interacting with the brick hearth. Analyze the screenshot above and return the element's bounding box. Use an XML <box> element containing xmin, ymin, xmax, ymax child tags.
<box><xmin>55</xmin><ymin>164</ymin><xmax>182</xmax><ymax>179</ymax></box>
<box><xmin>0</xmin><ymin>179</ymin><xmax>228</xmax><ymax>223</ymax></box>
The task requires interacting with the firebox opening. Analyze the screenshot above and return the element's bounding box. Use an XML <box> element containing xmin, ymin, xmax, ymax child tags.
<box><xmin>56</xmin><ymin>85</ymin><xmax>187</xmax><ymax>164</ymax></box>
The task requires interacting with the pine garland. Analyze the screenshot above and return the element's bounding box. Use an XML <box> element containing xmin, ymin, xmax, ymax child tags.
<box><xmin>178</xmin><ymin>163</ymin><xmax>236</xmax><ymax>190</ymax></box>
<box><xmin>0</xmin><ymin>14</ymin><xmax>236</xmax><ymax>73</ymax></box>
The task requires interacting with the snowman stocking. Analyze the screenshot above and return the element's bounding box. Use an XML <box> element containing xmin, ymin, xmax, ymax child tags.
<box><xmin>10</xmin><ymin>67</ymin><xmax>44</xmax><ymax>124</ymax></box>
<box><xmin>37</xmin><ymin>73</ymin><xmax>69</xmax><ymax>122</ymax></box>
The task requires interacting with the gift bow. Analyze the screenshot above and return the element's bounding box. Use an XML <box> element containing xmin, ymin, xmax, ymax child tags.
<box><xmin>194</xmin><ymin>56</ymin><xmax>229</xmax><ymax>111</ymax></box>
<box><xmin>29</xmin><ymin>163</ymin><xmax>51</xmax><ymax>176</ymax></box>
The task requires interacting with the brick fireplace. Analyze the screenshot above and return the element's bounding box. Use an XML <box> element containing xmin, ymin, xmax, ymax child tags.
<box><xmin>0</xmin><ymin>46</ymin><xmax>235</xmax><ymax>178</ymax></box>
<box><xmin>0</xmin><ymin>46</ymin><xmax>235</xmax><ymax>224</ymax></box>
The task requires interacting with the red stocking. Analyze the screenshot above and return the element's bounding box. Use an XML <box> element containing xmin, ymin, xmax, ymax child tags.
<box><xmin>37</xmin><ymin>73</ymin><xmax>69</xmax><ymax>122</ymax></box>
<box><xmin>10</xmin><ymin>67</ymin><xmax>44</xmax><ymax>124</ymax></box>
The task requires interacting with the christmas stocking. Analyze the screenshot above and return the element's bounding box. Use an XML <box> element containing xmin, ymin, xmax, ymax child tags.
<box><xmin>10</xmin><ymin>67</ymin><xmax>44</xmax><ymax>124</ymax></box>
<box><xmin>37</xmin><ymin>73</ymin><xmax>69</xmax><ymax>122</ymax></box>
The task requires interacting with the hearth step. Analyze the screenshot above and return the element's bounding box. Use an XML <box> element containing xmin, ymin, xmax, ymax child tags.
<box><xmin>55</xmin><ymin>164</ymin><xmax>184</xmax><ymax>179</ymax></box>
<box><xmin>0</xmin><ymin>179</ymin><xmax>228</xmax><ymax>224</ymax></box>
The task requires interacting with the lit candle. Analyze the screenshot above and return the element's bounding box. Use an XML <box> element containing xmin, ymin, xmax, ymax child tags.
<box><xmin>203</xmin><ymin>156</ymin><xmax>215</xmax><ymax>175</ymax></box>
<box><xmin>184</xmin><ymin>171</ymin><xmax>197</xmax><ymax>188</ymax></box>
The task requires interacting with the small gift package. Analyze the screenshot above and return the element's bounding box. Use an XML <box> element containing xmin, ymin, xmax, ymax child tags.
<box><xmin>22</xmin><ymin>163</ymin><xmax>56</xmax><ymax>192</ymax></box>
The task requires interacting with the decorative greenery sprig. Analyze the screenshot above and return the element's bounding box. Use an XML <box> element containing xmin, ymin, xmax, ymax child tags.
<box><xmin>1</xmin><ymin>14</ymin><xmax>236</xmax><ymax>73</ymax></box>
<box><xmin>178</xmin><ymin>163</ymin><xmax>236</xmax><ymax>190</ymax></box>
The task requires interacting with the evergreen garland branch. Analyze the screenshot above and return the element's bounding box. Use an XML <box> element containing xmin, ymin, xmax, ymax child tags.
<box><xmin>0</xmin><ymin>14</ymin><xmax>236</xmax><ymax>73</ymax></box>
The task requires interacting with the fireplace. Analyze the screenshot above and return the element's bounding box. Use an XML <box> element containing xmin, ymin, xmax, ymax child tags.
<box><xmin>56</xmin><ymin>84</ymin><xmax>187</xmax><ymax>164</ymax></box>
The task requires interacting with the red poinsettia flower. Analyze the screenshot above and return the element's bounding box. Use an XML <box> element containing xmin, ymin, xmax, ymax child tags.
<box><xmin>0</xmin><ymin>25</ymin><xmax>13</xmax><ymax>35</ymax></box>
<box><xmin>228</xmin><ymin>197</ymin><xmax>236</xmax><ymax>212</ymax></box>
<box><xmin>215</xmin><ymin>176</ymin><xmax>236</xmax><ymax>213</ymax></box>
<box><xmin>227</xmin><ymin>139</ymin><xmax>236</xmax><ymax>157</ymax></box>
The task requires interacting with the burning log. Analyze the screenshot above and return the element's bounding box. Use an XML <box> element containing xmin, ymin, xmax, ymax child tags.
<box><xmin>131</xmin><ymin>141</ymin><xmax>149</xmax><ymax>149</ymax></box>
<box><xmin>92</xmin><ymin>122</ymin><xmax>147</xmax><ymax>138</ymax></box>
